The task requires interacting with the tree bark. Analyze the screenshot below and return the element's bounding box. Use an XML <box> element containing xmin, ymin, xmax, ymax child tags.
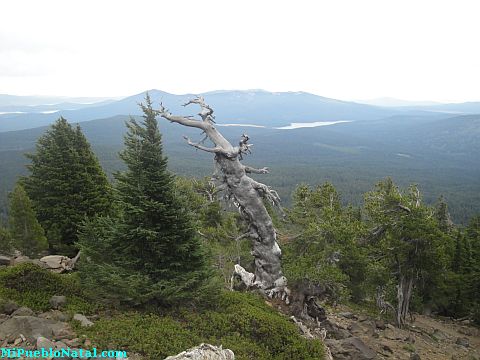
<box><xmin>158</xmin><ymin>97</ymin><xmax>287</xmax><ymax>296</ymax></box>
<box><xmin>396</xmin><ymin>274</ymin><xmax>414</xmax><ymax>327</ymax></box>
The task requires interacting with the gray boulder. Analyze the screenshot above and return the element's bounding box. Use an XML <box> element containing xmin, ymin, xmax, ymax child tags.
<box><xmin>12</xmin><ymin>255</ymin><xmax>32</xmax><ymax>265</ymax></box>
<box><xmin>1</xmin><ymin>301</ymin><xmax>18</xmax><ymax>315</ymax></box>
<box><xmin>325</xmin><ymin>337</ymin><xmax>377</xmax><ymax>360</ymax></box>
<box><xmin>339</xmin><ymin>312</ymin><xmax>356</xmax><ymax>319</ymax></box>
<box><xmin>0</xmin><ymin>314</ymin><xmax>9</xmax><ymax>324</ymax></box>
<box><xmin>36</xmin><ymin>336</ymin><xmax>55</xmax><ymax>350</ymax></box>
<box><xmin>0</xmin><ymin>316</ymin><xmax>70</xmax><ymax>343</ymax></box>
<box><xmin>165</xmin><ymin>343</ymin><xmax>235</xmax><ymax>360</ymax></box>
<box><xmin>456</xmin><ymin>337</ymin><xmax>469</xmax><ymax>348</ymax></box>
<box><xmin>374</xmin><ymin>319</ymin><xmax>386</xmax><ymax>330</ymax></box>
<box><xmin>38</xmin><ymin>310</ymin><xmax>69</xmax><ymax>322</ymax></box>
<box><xmin>0</xmin><ymin>255</ymin><xmax>11</xmax><ymax>266</ymax></box>
<box><xmin>49</xmin><ymin>296</ymin><xmax>67</xmax><ymax>310</ymax></box>
<box><xmin>73</xmin><ymin>314</ymin><xmax>93</xmax><ymax>327</ymax></box>
<box><xmin>11</xmin><ymin>307</ymin><xmax>34</xmax><ymax>317</ymax></box>
<box><xmin>431</xmin><ymin>329</ymin><xmax>447</xmax><ymax>341</ymax></box>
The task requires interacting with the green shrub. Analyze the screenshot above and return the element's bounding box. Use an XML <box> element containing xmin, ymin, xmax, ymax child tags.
<box><xmin>0</xmin><ymin>263</ymin><xmax>93</xmax><ymax>313</ymax></box>
<box><xmin>76</xmin><ymin>291</ymin><xmax>324</xmax><ymax>360</ymax></box>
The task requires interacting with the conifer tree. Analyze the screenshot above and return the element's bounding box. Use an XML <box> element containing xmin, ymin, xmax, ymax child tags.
<box><xmin>435</xmin><ymin>196</ymin><xmax>454</xmax><ymax>233</ymax></box>
<box><xmin>466</xmin><ymin>216</ymin><xmax>480</xmax><ymax>323</ymax></box>
<box><xmin>364</xmin><ymin>179</ymin><xmax>452</xmax><ymax>327</ymax></box>
<box><xmin>0</xmin><ymin>225</ymin><xmax>12</xmax><ymax>255</ymax></box>
<box><xmin>8</xmin><ymin>183</ymin><xmax>48</xmax><ymax>257</ymax></box>
<box><xmin>23</xmin><ymin>118</ymin><xmax>112</xmax><ymax>255</ymax></box>
<box><xmin>78</xmin><ymin>95</ymin><xmax>214</xmax><ymax>306</ymax></box>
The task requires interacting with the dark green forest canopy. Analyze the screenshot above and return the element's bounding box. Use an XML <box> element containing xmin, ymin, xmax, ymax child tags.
<box><xmin>0</xmin><ymin>113</ymin><xmax>479</xmax><ymax>224</ymax></box>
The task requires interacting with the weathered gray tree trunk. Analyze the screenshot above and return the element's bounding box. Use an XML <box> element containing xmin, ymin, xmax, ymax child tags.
<box><xmin>396</xmin><ymin>273</ymin><xmax>414</xmax><ymax>328</ymax></box>
<box><xmin>158</xmin><ymin>97</ymin><xmax>288</xmax><ymax>296</ymax></box>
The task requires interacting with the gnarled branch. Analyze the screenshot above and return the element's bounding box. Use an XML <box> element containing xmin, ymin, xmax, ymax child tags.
<box><xmin>244</xmin><ymin>165</ymin><xmax>269</xmax><ymax>174</ymax></box>
<box><xmin>183</xmin><ymin>136</ymin><xmax>226</xmax><ymax>154</ymax></box>
<box><xmin>159</xmin><ymin>102</ymin><xmax>206</xmax><ymax>130</ymax></box>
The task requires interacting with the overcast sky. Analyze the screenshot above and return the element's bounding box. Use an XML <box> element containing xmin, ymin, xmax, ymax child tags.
<box><xmin>1</xmin><ymin>0</ymin><xmax>479</xmax><ymax>102</ymax></box>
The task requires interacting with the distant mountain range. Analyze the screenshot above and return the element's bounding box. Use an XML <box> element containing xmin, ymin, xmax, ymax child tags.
<box><xmin>0</xmin><ymin>89</ymin><xmax>396</xmax><ymax>132</ymax></box>
<box><xmin>357</xmin><ymin>97</ymin><xmax>442</xmax><ymax>107</ymax></box>
<box><xmin>2</xmin><ymin>89</ymin><xmax>480</xmax><ymax>133</ymax></box>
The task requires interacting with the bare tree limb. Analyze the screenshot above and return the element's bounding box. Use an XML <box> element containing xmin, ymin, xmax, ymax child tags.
<box><xmin>159</xmin><ymin>103</ymin><xmax>207</xmax><ymax>130</ymax></box>
<box><xmin>244</xmin><ymin>165</ymin><xmax>270</xmax><ymax>174</ymax></box>
<box><xmin>183</xmin><ymin>136</ymin><xmax>225</xmax><ymax>154</ymax></box>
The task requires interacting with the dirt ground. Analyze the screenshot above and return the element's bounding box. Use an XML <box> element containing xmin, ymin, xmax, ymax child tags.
<box><xmin>328</xmin><ymin>308</ymin><xmax>480</xmax><ymax>359</ymax></box>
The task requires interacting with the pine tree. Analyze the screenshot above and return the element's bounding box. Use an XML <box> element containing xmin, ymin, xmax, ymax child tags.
<box><xmin>435</xmin><ymin>196</ymin><xmax>454</xmax><ymax>233</ymax></box>
<box><xmin>23</xmin><ymin>118</ymin><xmax>112</xmax><ymax>255</ymax></box>
<box><xmin>364</xmin><ymin>179</ymin><xmax>452</xmax><ymax>327</ymax></box>
<box><xmin>8</xmin><ymin>183</ymin><xmax>48</xmax><ymax>257</ymax></box>
<box><xmin>0</xmin><ymin>225</ymin><xmax>12</xmax><ymax>255</ymax></box>
<box><xmin>78</xmin><ymin>94</ymin><xmax>214</xmax><ymax>306</ymax></box>
<box><xmin>466</xmin><ymin>216</ymin><xmax>480</xmax><ymax>324</ymax></box>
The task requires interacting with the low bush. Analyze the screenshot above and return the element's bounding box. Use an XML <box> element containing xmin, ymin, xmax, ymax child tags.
<box><xmin>77</xmin><ymin>291</ymin><xmax>325</xmax><ymax>360</ymax></box>
<box><xmin>0</xmin><ymin>263</ymin><xmax>93</xmax><ymax>313</ymax></box>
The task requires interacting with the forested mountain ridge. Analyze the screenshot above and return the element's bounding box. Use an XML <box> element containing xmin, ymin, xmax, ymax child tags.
<box><xmin>1</xmin><ymin>103</ymin><xmax>479</xmax><ymax>223</ymax></box>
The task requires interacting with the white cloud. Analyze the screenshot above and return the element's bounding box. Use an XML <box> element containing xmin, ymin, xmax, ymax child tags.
<box><xmin>0</xmin><ymin>0</ymin><xmax>479</xmax><ymax>102</ymax></box>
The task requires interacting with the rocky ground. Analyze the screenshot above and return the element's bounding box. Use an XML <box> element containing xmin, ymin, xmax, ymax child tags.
<box><xmin>1</xmin><ymin>297</ymin><xmax>479</xmax><ymax>360</ymax></box>
<box><xmin>0</xmin><ymin>298</ymin><xmax>143</xmax><ymax>360</ymax></box>
<box><xmin>315</xmin><ymin>304</ymin><xmax>480</xmax><ymax>360</ymax></box>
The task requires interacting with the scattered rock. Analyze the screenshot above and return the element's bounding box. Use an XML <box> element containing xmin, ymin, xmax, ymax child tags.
<box><xmin>40</xmin><ymin>255</ymin><xmax>71</xmax><ymax>273</ymax></box>
<box><xmin>0</xmin><ymin>314</ymin><xmax>9</xmax><ymax>324</ymax></box>
<box><xmin>325</xmin><ymin>337</ymin><xmax>376</xmax><ymax>359</ymax></box>
<box><xmin>55</xmin><ymin>340</ymin><xmax>68</xmax><ymax>350</ymax></box>
<box><xmin>455</xmin><ymin>337</ymin><xmax>469</xmax><ymax>348</ymax></box>
<box><xmin>375</xmin><ymin>319</ymin><xmax>386</xmax><ymax>330</ymax></box>
<box><xmin>63</xmin><ymin>338</ymin><xmax>82</xmax><ymax>347</ymax></box>
<box><xmin>36</xmin><ymin>336</ymin><xmax>54</xmax><ymax>350</ymax></box>
<box><xmin>458</xmin><ymin>327</ymin><xmax>476</xmax><ymax>336</ymax></box>
<box><xmin>11</xmin><ymin>307</ymin><xmax>34</xmax><ymax>317</ymax></box>
<box><xmin>165</xmin><ymin>343</ymin><xmax>235</xmax><ymax>360</ymax></box>
<box><xmin>405</xmin><ymin>333</ymin><xmax>416</xmax><ymax>344</ymax></box>
<box><xmin>1</xmin><ymin>301</ymin><xmax>19</xmax><ymax>315</ymax></box>
<box><xmin>383</xmin><ymin>328</ymin><xmax>403</xmax><ymax>341</ymax></box>
<box><xmin>0</xmin><ymin>316</ymin><xmax>71</xmax><ymax>343</ymax></box>
<box><xmin>38</xmin><ymin>310</ymin><xmax>69</xmax><ymax>322</ymax></box>
<box><xmin>348</xmin><ymin>322</ymin><xmax>365</xmax><ymax>335</ymax></box>
<box><xmin>11</xmin><ymin>255</ymin><xmax>31</xmax><ymax>266</ymax></box>
<box><xmin>322</xmin><ymin>320</ymin><xmax>352</xmax><ymax>339</ymax></box>
<box><xmin>52</xmin><ymin>324</ymin><xmax>75</xmax><ymax>340</ymax></box>
<box><xmin>431</xmin><ymin>329</ymin><xmax>447</xmax><ymax>341</ymax></box>
<box><xmin>0</xmin><ymin>255</ymin><xmax>11</xmax><ymax>266</ymax></box>
<box><xmin>358</xmin><ymin>315</ymin><xmax>368</xmax><ymax>322</ymax></box>
<box><xmin>381</xmin><ymin>343</ymin><xmax>393</xmax><ymax>354</ymax></box>
<box><xmin>73</xmin><ymin>314</ymin><xmax>93</xmax><ymax>327</ymax></box>
<box><xmin>339</xmin><ymin>312</ymin><xmax>356</xmax><ymax>319</ymax></box>
<box><xmin>410</xmin><ymin>353</ymin><xmax>421</xmax><ymax>360</ymax></box>
<box><xmin>49</xmin><ymin>296</ymin><xmax>67</xmax><ymax>310</ymax></box>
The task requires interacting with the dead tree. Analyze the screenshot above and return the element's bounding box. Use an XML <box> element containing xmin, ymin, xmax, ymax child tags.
<box><xmin>158</xmin><ymin>96</ymin><xmax>288</xmax><ymax>298</ymax></box>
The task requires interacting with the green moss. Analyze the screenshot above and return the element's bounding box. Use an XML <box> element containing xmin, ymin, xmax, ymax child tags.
<box><xmin>76</xmin><ymin>291</ymin><xmax>324</xmax><ymax>360</ymax></box>
<box><xmin>0</xmin><ymin>263</ymin><xmax>93</xmax><ymax>313</ymax></box>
